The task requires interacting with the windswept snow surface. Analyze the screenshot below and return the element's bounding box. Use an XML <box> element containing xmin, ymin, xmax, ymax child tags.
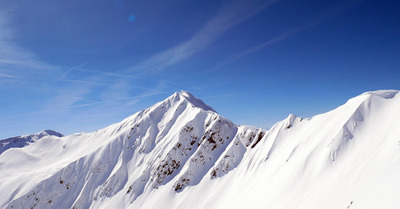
<box><xmin>1</xmin><ymin>90</ymin><xmax>400</xmax><ymax>209</ymax></box>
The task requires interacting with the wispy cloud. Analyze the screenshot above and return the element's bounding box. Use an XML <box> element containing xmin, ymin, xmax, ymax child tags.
<box><xmin>0</xmin><ymin>11</ymin><xmax>60</xmax><ymax>81</ymax></box>
<box><xmin>213</xmin><ymin>24</ymin><xmax>315</xmax><ymax>69</ymax></box>
<box><xmin>69</xmin><ymin>90</ymin><xmax>168</xmax><ymax>109</ymax></box>
<box><xmin>0</xmin><ymin>72</ymin><xmax>18</xmax><ymax>78</ymax></box>
<box><xmin>213</xmin><ymin>0</ymin><xmax>367</xmax><ymax>69</ymax></box>
<box><xmin>0</xmin><ymin>6</ymin><xmax>181</xmax><ymax>137</ymax></box>
<box><xmin>126</xmin><ymin>0</ymin><xmax>279</xmax><ymax>73</ymax></box>
<box><xmin>0</xmin><ymin>7</ymin><xmax>168</xmax><ymax>123</ymax></box>
<box><xmin>201</xmin><ymin>93</ymin><xmax>244</xmax><ymax>99</ymax></box>
<box><xmin>2</xmin><ymin>80</ymin><xmax>169</xmax><ymax>121</ymax></box>
<box><xmin>77</xmin><ymin>68</ymin><xmax>137</xmax><ymax>79</ymax></box>
<box><xmin>68</xmin><ymin>80</ymin><xmax>169</xmax><ymax>110</ymax></box>
<box><xmin>58</xmin><ymin>79</ymin><xmax>103</xmax><ymax>86</ymax></box>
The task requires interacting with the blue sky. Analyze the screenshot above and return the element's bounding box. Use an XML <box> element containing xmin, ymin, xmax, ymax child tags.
<box><xmin>0</xmin><ymin>0</ymin><xmax>399</xmax><ymax>139</ymax></box>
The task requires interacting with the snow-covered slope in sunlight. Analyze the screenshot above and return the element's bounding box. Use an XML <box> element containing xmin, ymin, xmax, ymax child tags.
<box><xmin>1</xmin><ymin>90</ymin><xmax>399</xmax><ymax>209</ymax></box>
<box><xmin>0</xmin><ymin>130</ymin><xmax>63</xmax><ymax>155</ymax></box>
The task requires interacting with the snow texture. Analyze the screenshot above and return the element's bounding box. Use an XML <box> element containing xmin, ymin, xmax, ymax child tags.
<box><xmin>1</xmin><ymin>90</ymin><xmax>400</xmax><ymax>209</ymax></box>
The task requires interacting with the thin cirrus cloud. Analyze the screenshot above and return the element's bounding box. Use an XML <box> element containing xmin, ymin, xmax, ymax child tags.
<box><xmin>1</xmin><ymin>88</ymin><xmax>162</xmax><ymax>120</ymax></box>
<box><xmin>212</xmin><ymin>23</ymin><xmax>317</xmax><ymax>70</ymax></box>
<box><xmin>0</xmin><ymin>7</ymin><xmax>179</xmax><ymax>136</ymax></box>
<box><xmin>0</xmin><ymin>72</ymin><xmax>18</xmax><ymax>78</ymax></box>
<box><xmin>126</xmin><ymin>0</ymin><xmax>279</xmax><ymax>73</ymax></box>
<box><xmin>0</xmin><ymin>12</ymin><xmax>60</xmax><ymax>82</ymax></box>
<box><xmin>213</xmin><ymin>0</ymin><xmax>367</xmax><ymax>69</ymax></box>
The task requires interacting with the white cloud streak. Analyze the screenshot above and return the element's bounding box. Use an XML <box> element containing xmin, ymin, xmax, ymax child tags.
<box><xmin>127</xmin><ymin>0</ymin><xmax>279</xmax><ymax>73</ymax></box>
<box><xmin>213</xmin><ymin>24</ymin><xmax>316</xmax><ymax>69</ymax></box>
<box><xmin>0</xmin><ymin>72</ymin><xmax>18</xmax><ymax>78</ymax></box>
<box><xmin>212</xmin><ymin>0</ymin><xmax>367</xmax><ymax>69</ymax></box>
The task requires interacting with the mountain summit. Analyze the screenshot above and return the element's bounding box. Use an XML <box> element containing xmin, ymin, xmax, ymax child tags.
<box><xmin>171</xmin><ymin>91</ymin><xmax>216</xmax><ymax>112</ymax></box>
<box><xmin>0</xmin><ymin>90</ymin><xmax>399</xmax><ymax>209</ymax></box>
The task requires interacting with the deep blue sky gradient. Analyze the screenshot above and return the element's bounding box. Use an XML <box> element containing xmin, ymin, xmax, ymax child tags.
<box><xmin>0</xmin><ymin>0</ymin><xmax>399</xmax><ymax>138</ymax></box>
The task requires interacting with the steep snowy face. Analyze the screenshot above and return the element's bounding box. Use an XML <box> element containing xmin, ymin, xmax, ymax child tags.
<box><xmin>1</xmin><ymin>90</ymin><xmax>400</xmax><ymax>209</ymax></box>
<box><xmin>0</xmin><ymin>91</ymin><xmax>264</xmax><ymax>209</ymax></box>
<box><xmin>0</xmin><ymin>130</ymin><xmax>63</xmax><ymax>155</ymax></box>
<box><xmin>173</xmin><ymin>89</ymin><xmax>400</xmax><ymax>209</ymax></box>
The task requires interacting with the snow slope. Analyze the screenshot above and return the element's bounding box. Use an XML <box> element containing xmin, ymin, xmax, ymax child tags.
<box><xmin>0</xmin><ymin>130</ymin><xmax>63</xmax><ymax>155</ymax></box>
<box><xmin>1</xmin><ymin>90</ymin><xmax>399</xmax><ymax>209</ymax></box>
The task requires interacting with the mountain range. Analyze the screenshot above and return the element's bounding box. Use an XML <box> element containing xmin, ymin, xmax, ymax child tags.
<box><xmin>1</xmin><ymin>90</ymin><xmax>399</xmax><ymax>209</ymax></box>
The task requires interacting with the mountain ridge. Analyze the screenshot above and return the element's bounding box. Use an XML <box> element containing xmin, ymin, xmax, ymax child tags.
<box><xmin>0</xmin><ymin>130</ymin><xmax>63</xmax><ymax>155</ymax></box>
<box><xmin>1</xmin><ymin>89</ymin><xmax>399</xmax><ymax>209</ymax></box>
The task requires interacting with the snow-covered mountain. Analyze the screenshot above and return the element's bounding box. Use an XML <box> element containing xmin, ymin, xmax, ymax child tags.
<box><xmin>1</xmin><ymin>90</ymin><xmax>399</xmax><ymax>209</ymax></box>
<box><xmin>0</xmin><ymin>130</ymin><xmax>63</xmax><ymax>155</ymax></box>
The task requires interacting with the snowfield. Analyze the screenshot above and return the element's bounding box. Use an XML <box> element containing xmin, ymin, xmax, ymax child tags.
<box><xmin>1</xmin><ymin>90</ymin><xmax>400</xmax><ymax>209</ymax></box>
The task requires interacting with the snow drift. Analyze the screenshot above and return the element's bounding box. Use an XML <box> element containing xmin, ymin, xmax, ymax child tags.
<box><xmin>0</xmin><ymin>90</ymin><xmax>399</xmax><ymax>209</ymax></box>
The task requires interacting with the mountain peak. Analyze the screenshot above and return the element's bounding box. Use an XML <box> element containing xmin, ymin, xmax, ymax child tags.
<box><xmin>2</xmin><ymin>90</ymin><xmax>400</xmax><ymax>209</ymax></box>
<box><xmin>167</xmin><ymin>91</ymin><xmax>216</xmax><ymax>112</ymax></box>
<box><xmin>39</xmin><ymin>130</ymin><xmax>64</xmax><ymax>138</ymax></box>
<box><xmin>0</xmin><ymin>129</ymin><xmax>63</xmax><ymax>155</ymax></box>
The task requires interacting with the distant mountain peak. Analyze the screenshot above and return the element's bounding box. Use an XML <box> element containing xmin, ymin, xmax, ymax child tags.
<box><xmin>38</xmin><ymin>130</ymin><xmax>64</xmax><ymax>138</ymax></box>
<box><xmin>0</xmin><ymin>130</ymin><xmax>63</xmax><ymax>155</ymax></box>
